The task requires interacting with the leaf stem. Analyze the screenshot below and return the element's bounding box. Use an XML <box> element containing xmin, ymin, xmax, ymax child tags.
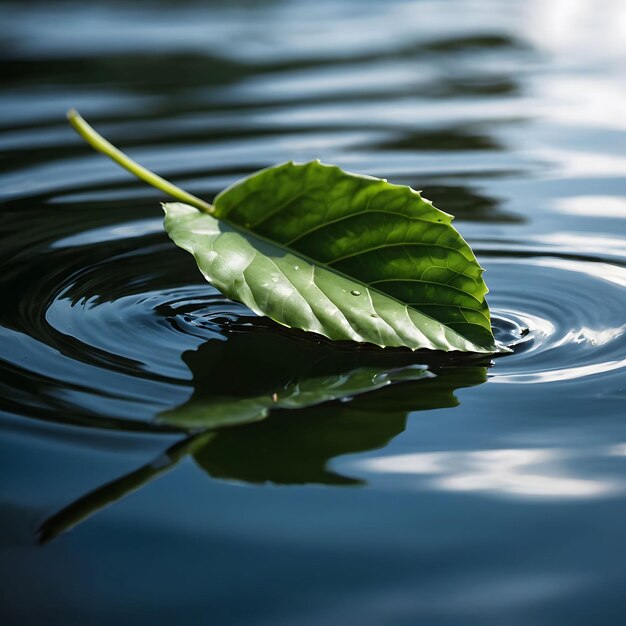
<box><xmin>67</xmin><ymin>109</ymin><xmax>214</xmax><ymax>214</ymax></box>
<box><xmin>37</xmin><ymin>431</ymin><xmax>215</xmax><ymax>544</ymax></box>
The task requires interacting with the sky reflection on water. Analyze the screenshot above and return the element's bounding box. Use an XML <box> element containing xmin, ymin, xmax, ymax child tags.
<box><xmin>350</xmin><ymin>446</ymin><xmax>624</xmax><ymax>499</ymax></box>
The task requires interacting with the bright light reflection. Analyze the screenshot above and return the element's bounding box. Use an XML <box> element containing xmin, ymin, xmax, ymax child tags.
<box><xmin>533</xmin><ymin>147</ymin><xmax>626</xmax><ymax>178</ymax></box>
<box><xmin>531</xmin><ymin>257</ymin><xmax>626</xmax><ymax>288</ymax></box>
<box><xmin>524</xmin><ymin>0</ymin><xmax>626</xmax><ymax>64</ymax></box>
<box><xmin>354</xmin><ymin>448</ymin><xmax>621</xmax><ymax>499</ymax></box>
<box><xmin>52</xmin><ymin>219</ymin><xmax>163</xmax><ymax>249</ymax></box>
<box><xmin>557</xmin><ymin>325</ymin><xmax>626</xmax><ymax>347</ymax></box>
<box><xmin>491</xmin><ymin>359</ymin><xmax>626</xmax><ymax>384</ymax></box>
<box><xmin>556</xmin><ymin>196</ymin><xmax>626</xmax><ymax>219</ymax></box>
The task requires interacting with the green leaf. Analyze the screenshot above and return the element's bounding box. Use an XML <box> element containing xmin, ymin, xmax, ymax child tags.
<box><xmin>164</xmin><ymin>161</ymin><xmax>494</xmax><ymax>352</ymax></box>
<box><xmin>67</xmin><ymin>111</ymin><xmax>496</xmax><ymax>353</ymax></box>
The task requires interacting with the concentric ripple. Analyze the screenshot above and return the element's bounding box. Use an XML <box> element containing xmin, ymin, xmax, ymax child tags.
<box><xmin>2</xmin><ymin>203</ymin><xmax>625</xmax><ymax>435</ymax></box>
<box><xmin>486</xmin><ymin>253</ymin><xmax>626</xmax><ymax>383</ymax></box>
<box><xmin>0</xmin><ymin>213</ymin><xmax>254</xmax><ymax>429</ymax></box>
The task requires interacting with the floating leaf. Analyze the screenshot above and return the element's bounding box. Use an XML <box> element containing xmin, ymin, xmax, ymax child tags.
<box><xmin>68</xmin><ymin>110</ymin><xmax>496</xmax><ymax>352</ymax></box>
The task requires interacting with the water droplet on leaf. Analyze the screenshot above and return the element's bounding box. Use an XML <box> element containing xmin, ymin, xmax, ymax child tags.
<box><xmin>350</xmin><ymin>290</ymin><xmax>361</xmax><ymax>296</ymax></box>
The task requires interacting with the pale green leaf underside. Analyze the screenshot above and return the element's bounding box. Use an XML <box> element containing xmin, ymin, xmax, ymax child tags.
<box><xmin>163</xmin><ymin>161</ymin><xmax>495</xmax><ymax>352</ymax></box>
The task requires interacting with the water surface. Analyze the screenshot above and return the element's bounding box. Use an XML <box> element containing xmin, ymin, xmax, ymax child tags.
<box><xmin>2</xmin><ymin>1</ymin><xmax>626</xmax><ymax>624</ymax></box>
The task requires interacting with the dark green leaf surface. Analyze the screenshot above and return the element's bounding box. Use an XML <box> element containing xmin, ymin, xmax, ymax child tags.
<box><xmin>164</xmin><ymin>161</ymin><xmax>495</xmax><ymax>352</ymax></box>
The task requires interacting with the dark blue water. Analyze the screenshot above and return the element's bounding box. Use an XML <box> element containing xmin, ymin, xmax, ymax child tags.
<box><xmin>2</xmin><ymin>1</ymin><xmax>626</xmax><ymax>624</ymax></box>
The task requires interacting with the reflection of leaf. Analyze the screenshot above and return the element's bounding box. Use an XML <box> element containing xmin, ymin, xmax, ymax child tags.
<box><xmin>158</xmin><ymin>324</ymin><xmax>478</xmax><ymax>431</ymax></box>
<box><xmin>68</xmin><ymin>112</ymin><xmax>495</xmax><ymax>353</ymax></box>
<box><xmin>39</xmin><ymin>363</ymin><xmax>487</xmax><ymax>541</ymax></box>
<box><xmin>159</xmin><ymin>364</ymin><xmax>431</xmax><ymax>430</ymax></box>
<box><xmin>38</xmin><ymin>432</ymin><xmax>215</xmax><ymax>544</ymax></box>
<box><xmin>160</xmin><ymin>325</ymin><xmax>489</xmax><ymax>485</ymax></box>
<box><xmin>38</xmin><ymin>326</ymin><xmax>488</xmax><ymax>542</ymax></box>
<box><xmin>191</xmin><ymin>366</ymin><xmax>487</xmax><ymax>485</ymax></box>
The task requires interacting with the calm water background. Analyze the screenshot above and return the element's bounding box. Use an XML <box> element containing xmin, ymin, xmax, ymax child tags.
<box><xmin>2</xmin><ymin>0</ymin><xmax>626</xmax><ymax>624</ymax></box>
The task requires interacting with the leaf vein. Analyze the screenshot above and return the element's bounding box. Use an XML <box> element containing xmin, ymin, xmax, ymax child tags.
<box><xmin>284</xmin><ymin>208</ymin><xmax>446</xmax><ymax>247</ymax></box>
